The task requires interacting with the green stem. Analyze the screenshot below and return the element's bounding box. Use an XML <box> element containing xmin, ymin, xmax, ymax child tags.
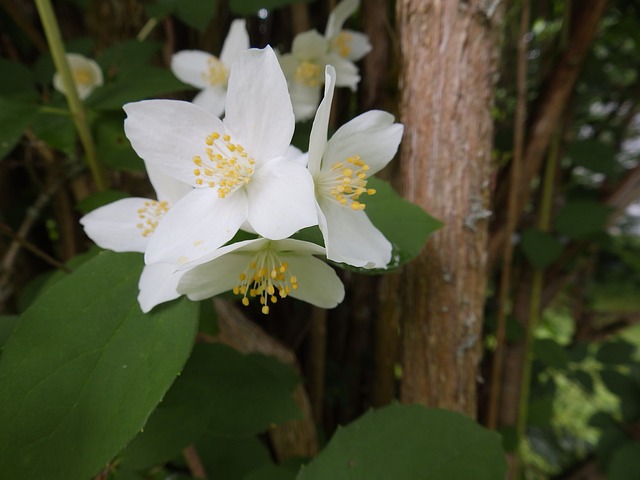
<box><xmin>516</xmin><ymin>132</ymin><xmax>560</xmax><ymax>450</ymax></box>
<box><xmin>35</xmin><ymin>0</ymin><xmax>108</xmax><ymax>191</ymax></box>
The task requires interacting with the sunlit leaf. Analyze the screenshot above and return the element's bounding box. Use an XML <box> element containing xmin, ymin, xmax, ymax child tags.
<box><xmin>0</xmin><ymin>251</ymin><xmax>199</xmax><ymax>480</ymax></box>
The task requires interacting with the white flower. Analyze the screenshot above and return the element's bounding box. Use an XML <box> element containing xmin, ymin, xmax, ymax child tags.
<box><xmin>307</xmin><ymin>66</ymin><xmax>404</xmax><ymax>268</ymax></box>
<box><xmin>123</xmin><ymin>46</ymin><xmax>318</xmax><ymax>268</ymax></box>
<box><xmin>177</xmin><ymin>237</ymin><xmax>345</xmax><ymax>313</ymax></box>
<box><xmin>325</xmin><ymin>0</ymin><xmax>372</xmax><ymax>62</ymax></box>
<box><xmin>53</xmin><ymin>53</ymin><xmax>103</xmax><ymax>100</ymax></box>
<box><xmin>279</xmin><ymin>30</ymin><xmax>359</xmax><ymax>122</ymax></box>
<box><xmin>80</xmin><ymin>165</ymin><xmax>192</xmax><ymax>312</ymax></box>
<box><xmin>171</xmin><ymin>19</ymin><xmax>249</xmax><ymax>117</ymax></box>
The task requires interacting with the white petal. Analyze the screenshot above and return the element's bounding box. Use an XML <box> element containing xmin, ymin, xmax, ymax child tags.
<box><xmin>325</xmin><ymin>0</ymin><xmax>359</xmax><ymax>39</ymax></box>
<box><xmin>328</xmin><ymin>54</ymin><xmax>360</xmax><ymax>90</ymax></box>
<box><xmin>292</xmin><ymin>30</ymin><xmax>329</xmax><ymax>59</ymax></box>
<box><xmin>285</xmin><ymin>145</ymin><xmax>308</xmax><ymax>167</ymax></box>
<box><xmin>137</xmin><ymin>263</ymin><xmax>184</xmax><ymax>313</ymax></box>
<box><xmin>123</xmin><ymin>99</ymin><xmax>225</xmax><ymax>186</ymax></box>
<box><xmin>145</xmin><ymin>163</ymin><xmax>192</xmax><ymax>205</ymax></box>
<box><xmin>318</xmin><ymin>197</ymin><xmax>391</xmax><ymax>268</ymax></box>
<box><xmin>80</xmin><ymin>198</ymin><xmax>153</xmax><ymax>253</ymax></box>
<box><xmin>192</xmin><ymin>87</ymin><xmax>227</xmax><ymax>117</ymax></box>
<box><xmin>144</xmin><ymin>188</ymin><xmax>248</xmax><ymax>265</ymax></box>
<box><xmin>224</xmin><ymin>47</ymin><xmax>294</xmax><ymax>161</ymax></box>
<box><xmin>53</xmin><ymin>53</ymin><xmax>103</xmax><ymax>99</ymax></box>
<box><xmin>290</xmin><ymin>82</ymin><xmax>322</xmax><ymax>122</ymax></box>
<box><xmin>177</xmin><ymin>252</ymin><xmax>249</xmax><ymax>301</ymax></box>
<box><xmin>273</xmin><ymin>238</ymin><xmax>326</xmax><ymax>256</ymax></box>
<box><xmin>341</xmin><ymin>30</ymin><xmax>372</xmax><ymax>61</ymax></box>
<box><xmin>220</xmin><ymin>19</ymin><xmax>250</xmax><ymax>65</ymax></box>
<box><xmin>325</xmin><ymin>110</ymin><xmax>403</xmax><ymax>175</ymax></box>
<box><xmin>283</xmin><ymin>254</ymin><xmax>345</xmax><ymax>308</ymax></box>
<box><xmin>307</xmin><ymin>66</ymin><xmax>336</xmax><ymax>173</ymax></box>
<box><xmin>246</xmin><ymin>158</ymin><xmax>317</xmax><ymax>239</ymax></box>
<box><xmin>171</xmin><ymin>50</ymin><xmax>213</xmax><ymax>89</ymax></box>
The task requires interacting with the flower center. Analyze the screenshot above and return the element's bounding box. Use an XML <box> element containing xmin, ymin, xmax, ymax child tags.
<box><xmin>318</xmin><ymin>155</ymin><xmax>376</xmax><ymax>210</ymax></box>
<box><xmin>192</xmin><ymin>132</ymin><xmax>255</xmax><ymax>198</ymax></box>
<box><xmin>332</xmin><ymin>31</ymin><xmax>353</xmax><ymax>58</ymax></box>
<box><xmin>232</xmin><ymin>248</ymin><xmax>298</xmax><ymax>314</ymax></box>
<box><xmin>136</xmin><ymin>200</ymin><xmax>170</xmax><ymax>237</ymax></box>
<box><xmin>73</xmin><ymin>68</ymin><xmax>94</xmax><ymax>86</ymax></box>
<box><xmin>295</xmin><ymin>60</ymin><xmax>323</xmax><ymax>87</ymax></box>
<box><xmin>203</xmin><ymin>57</ymin><xmax>229</xmax><ymax>86</ymax></box>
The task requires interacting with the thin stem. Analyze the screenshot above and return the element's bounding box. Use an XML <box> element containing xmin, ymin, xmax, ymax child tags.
<box><xmin>34</xmin><ymin>0</ymin><xmax>108</xmax><ymax>191</ymax></box>
<box><xmin>487</xmin><ymin>0</ymin><xmax>530</xmax><ymax>430</ymax></box>
<box><xmin>516</xmin><ymin>131</ymin><xmax>560</xmax><ymax>459</ymax></box>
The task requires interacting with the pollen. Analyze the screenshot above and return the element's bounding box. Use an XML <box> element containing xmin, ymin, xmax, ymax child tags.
<box><xmin>233</xmin><ymin>247</ymin><xmax>299</xmax><ymax>314</ymax></box>
<box><xmin>136</xmin><ymin>200</ymin><xmax>170</xmax><ymax>237</ymax></box>
<box><xmin>73</xmin><ymin>68</ymin><xmax>94</xmax><ymax>86</ymax></box>
<box><xmin>202</xmin><ymin>57</ymin><xmax>229</xmax><ymax>86</ymax></box>
<box><xmin>295</xmin><ymin>60</ymin><xmax>323</xmax><ymax>87</ymax></box>
<box><xmin>192</xmin><ymin>131</ymin><xmax>255</xmax><ymax>198</ymax></box>
<box><xmin>320</xmin><ymin>155</ymin><xmax>375</xmax><ymax>210</ymax></box>
<box><xmin>332</xmin><ymin>31</ymin><xmax>353</xmax><ymax>58</ymax></box>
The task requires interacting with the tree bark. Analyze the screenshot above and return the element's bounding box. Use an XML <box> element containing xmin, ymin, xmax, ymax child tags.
<box><xmin>395</xmin><ymin>0</ymin><xmax>504</xmax><ymax>416</ymax></box>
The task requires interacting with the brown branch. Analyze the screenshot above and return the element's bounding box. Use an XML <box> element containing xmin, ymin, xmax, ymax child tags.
<box><xmin>489</xmin><ymin>0</ymin><xmax>610</xmax><ymax>268</ymax></box>
<box><xmin>182</xmin><ymin>444</ymin><xmax>207</xmax><ymax>479</ymax></box>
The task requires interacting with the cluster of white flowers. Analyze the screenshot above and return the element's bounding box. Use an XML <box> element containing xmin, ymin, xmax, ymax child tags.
<box><xmin>80</xmin><ymin>3</ymin><xmax>403</xmax><ymax>314</ymax></box>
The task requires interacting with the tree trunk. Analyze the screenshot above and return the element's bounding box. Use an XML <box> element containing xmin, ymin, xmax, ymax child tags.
<box><xmin>395</xmin><ymin>0</ymin><xmax>504</xmax><ymax>416</ymax></box>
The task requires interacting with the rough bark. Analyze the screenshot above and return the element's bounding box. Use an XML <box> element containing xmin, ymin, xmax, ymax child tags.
<box><xmin>395</xmin><ymin>0</ymin><xmax>504</xmax><ymax>416</ymax></box>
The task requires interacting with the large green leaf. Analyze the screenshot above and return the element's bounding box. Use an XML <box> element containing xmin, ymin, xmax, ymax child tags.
<box><xmin>297</xmin><ymin>404</ymin><xmax>506</xmax><ymax>480</ymax></box>
<box><xmin>520</xmin><ymin>228</ymin><xmax>563</xmax><ymax>269</ymax></box>
<box><xmin>554</xmin><ymin>200</ymin><xmax>611</xmax><ymax>239</ymax></box>
<box><xmin>364</xmin><ymin>178</ymin><xmax>442</xmax><ymax>270</ymax></box>
<box><xmin>600</xmin><ymin>369</ymin><xmax>640</xmax><ymax>421</ymax></box>
<box><xmin>0</xmin><ymin>251</ymin><xmax>199</xmax><ymax>480</ymax></box>
<box><xmin>146</xmin><ymin>0</ymin><xmax>219</xmax><ymax>31</ymax></box>
<box><xmin>119</xmin><ymin>344</ymin><xmax>300</xmax><ymax>470</ymax></box>
<box><xmin>566</xmin><ymin>139</ymin><xmax>621</xmax><ymax>177</ymax></box>
<box><xmin>608</xmin><ymin>443</ymin><xmax>640</xmax><ymax>480</ymax></box>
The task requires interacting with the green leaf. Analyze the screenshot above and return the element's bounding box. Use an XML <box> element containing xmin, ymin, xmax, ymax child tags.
<box><xmin>533</xmin><ymin>338</ymin><xmax>569</xmax><ymax>369</ymax></box>
<box><xmin>600</xmin><ymin>369</ymin><xmax>640</xmax><ymax>421</ymax></box>
<box><xmin>229</xmin><ymin>0</ymin><xmax>313</xmax><ymax>15</ymax></box>
<box><xmin>0</xmin><ymin>251</ymin><xmax>199</xmax><ymax>480</ymax></box>
<box><xmin>567</xmin><ymin>139</ymin><xmax>620</xmax><ymax>176</ymax></box>
<box><xmin>364</xmin><ymin>178</ymin><xmax>442</xmax><ymax>270</ymax></box>
<box><xmin>297</xmin><ymin>404</ymin><xmax>506</xmax><ymax>480</ymax></box>
<box><xmin>608</xmin><ymin>443</ymin><xmax>640</xmax><ymax>480</ymax></box>
<box><xmin>554</xmin><ymin>200</ymin><xmax>611</xmax><ymax>239</ymax></box>
<box><xmin>0</xmin><ymin>59</ymin><xmax>37</xmax><ymax>100</ymax></box>
<box><xmin>196</xmin><ymin>433</ymin><xmax>272</xmax><ymax>478</ymax></box>
<box><xmin>569</xmin><ymin>369</ymin><xmax>595</xmax><ymax>394</ymax></box>
<box><xmin>244</xmin><ymin>463</ymin><xmax>300</xmax><ymax>480</ymax></box>
<box><xmin>76</xmin><ymin>189</ymin><xmax>131</xmax><ymax>214</ymax></box>
<box><xmin>0</xmin><ymin>98</ymin><xmax>39</xmax><ymax>161</ymax></box>
<box><xmin>520</xmin><ymin>228</ymin><xmax>563</xmax><ymax>269</ymax></box>
<box><xmin>31</xmin><ymin>108</ymin><xmax>76</xmax><ymax>152</ymax></box>
<box><xmin>87</xmin><ymin>66</ymin><xmax>186</xmax><ymax>111</ymax></box>
<box><xmin>94</xmin><ymin>113</ymin><xmax>145</xmax><ymax>171</ymax></box>
<box><xmin>0</xmin><ymin>315</ymin><xmax>19</xmax><ymax>353</ymax></box>
<box><xmin>120</xmin><ymin>344</ymin><xmax>300</xmax><ymax>469</ymax></box>
<box><xmin>175</xmin><ymin>0</ymin><xmax>219</xmax><ymax>31</ymax></box>
<box><xmin>597</xmin><ymin>340</ymin><xmax>637</xmax><ymax>365</ymax></box>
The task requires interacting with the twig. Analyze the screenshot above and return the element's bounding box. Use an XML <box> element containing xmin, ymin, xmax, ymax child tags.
<box><xmin>182</xmin><ymin>444</ymin><xmax>207</xmax><ymax>479</ymax></box>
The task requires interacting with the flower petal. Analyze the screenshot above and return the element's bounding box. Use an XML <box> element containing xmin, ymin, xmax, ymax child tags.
<box><xmin>325</xmin><ymin>0</ymin><xmax>359</xmax><ymax>39</ymax></box>
<box><xmin>137</xmin><ymin>263</ymin><xmax>183</xmax><ymax>313</ymax></box>
<box><xmin>285</xmin><ymin>145</ymin><xmax>308</xmax><ymax>166</ymax></box>
<box><xmin>170</xmin><ymin>50</ymin><xmax>213</xmax><ymax>89</ymax></box>
<box><xmin>282</xmin><ymin>253</ymin><xmax>345</xmax><ymax>308</ymax></box>
<box><xmin>80</xmin><ymin>198</ymin><xmax>154</xmax><ymax>253</ymax></box>
<box><xmin>192</xmin><ymin>87</ymin><xmax>227</xmax><ymax>117</ymax></box>
<box><xmin>177</xmin><ymin>252</ymin><xmax>250</xmax><ymax>301</ymax></box>
<box><xmin>124</xmin><ymin>99</ymin><xmax>225</xmax><ymax>186</ymax></box>
<box><xmin>325</xmin><ymin>110</ymin><xmax>403</xmax><ymax>175</ymax></box>
<box><xmin>144</xmin><ymin>188</ymin><xmax>248</xmax><ymax>265</ymax></box>
<box><xmin>224</xmin><ymin>47</ymin><xmax>294</xmax><ymax>161</ymax></box>
<box><xmin>307</xmin><ymin>66</ymin><xmax>336</xmax><ymax>173</ymax></box>
<box><xmin>292</xmin><ymin>30</ymin><xmax>329</xmax><ymax>58</ymax></box>
<box><xmin>328</xmin><ymin>53</ymin><xmax>360</xmax><ymax>90</ymax></box>
<box><xmin>318</xmin><ymin>197</ymin><xmax>391</xmax><ymax>268</ymax></box>
<box><xmin>246</xmin><ymin>158</ymin><xmax>317</xmax><ymax>239</ymax></box>
<box><xmin>341</xmin><ymin>30</ymin><xmax>372</xmax><ymax>61</ymax></box>
<box><xmin>219</xmin><ymin>19</ymin><xmax>250</xmax><ymax>65</ymax></box>
<box><xmin>290</xmin><ymin>82</ymin><xmax>322</xmax><ymax>122</ymax></box>
<box><xmin>146</xmin><ymin>163</ymin><xmax>192</xmax><ymax>205</ymax></box>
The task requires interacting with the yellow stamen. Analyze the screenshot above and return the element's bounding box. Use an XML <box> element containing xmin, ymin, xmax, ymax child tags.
<box><xmin>294</xmin><ymin>60</ymin><xmax>322</xmax><ymax>87</ymax></box>
<box><xmin>135</xmin><ymin>200</ymin><xmax>170</xmax><ymax>237</ymax></box>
